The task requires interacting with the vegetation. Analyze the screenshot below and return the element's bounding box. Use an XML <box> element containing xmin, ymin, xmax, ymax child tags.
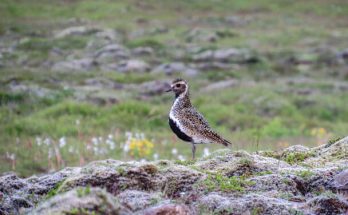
<box><xmin>200</xmin><ymin>172</ymin><xmax>255</xmax><ymax>192</ymax></box>
<box><xmin>0</xmin><ymin>0</ymin><xmax>347</xmax><ymax>176</ymax></box>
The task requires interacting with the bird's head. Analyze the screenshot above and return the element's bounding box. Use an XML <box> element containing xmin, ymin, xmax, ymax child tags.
<box><xmin>166</xmin><ymin>78</ymin><xmax>188</xmax><ymax>98</ymax></box>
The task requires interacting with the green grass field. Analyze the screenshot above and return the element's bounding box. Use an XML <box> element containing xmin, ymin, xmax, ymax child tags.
<box><xmin>0</xmin><ymin>0</ymin><xmax>347</xmax><ymax>176</ymax></box>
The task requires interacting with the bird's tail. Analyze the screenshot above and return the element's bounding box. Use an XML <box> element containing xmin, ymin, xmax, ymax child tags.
<box><xmin>221</xmin><ymin>138</ymin><xmax>232</xmax><ymax>147</ymax></box>
<box><xmin>208</xmin><ymin>131</ymin><xmax>232</xmax><ymax>147</ymax></box>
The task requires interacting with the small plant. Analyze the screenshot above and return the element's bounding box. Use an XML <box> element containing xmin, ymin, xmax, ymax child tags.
<box><xmin>326</xmin><ymin>137</ymin><xmax>342</xmax><ymax>148</ymax></box>
<box><xmin>76</xmin><ymin>186</ymin><xmax>91</xmax><ymax>198</ymax></box>
<box><xmin>174</xmin><ymin>159</ymin><xmax>196</xmax><ymax>166</ymax></box>
<box><xmin>255</xmin><ymin>170</ymin><xmax>273</xmax><ymax>176</ymax></box>
<box><xmin>295</xmin><ymin>170</ymin><xmax>314</xmax><ymax>180</ymax></box>
<box><xmin>124</xmin><ymin>133</ymin><xmax>155</xmax><ymax>159</ymax></box>
<box><xmin>201</xmin><ymin>172</ymin><xmax>255</xmax><ymax>192</ymax></box>
<box><xmin>251</xmin><ymin>207</ymin><xmax>263</xmax><ymax>215</ymax></box>
<box><xmin>116</xmin><ymin>167</ymin><xmax>126</xmax><ymax>176</ymax></box>
<box><xmin>45</xmin><ymin>180</ymin><xmax>65</xmax><ymax>199</ymax></box>
<box><xmin>283</xmin><ymin>152</ymin><xmax>314</xmax><ymax>165</ymax></box>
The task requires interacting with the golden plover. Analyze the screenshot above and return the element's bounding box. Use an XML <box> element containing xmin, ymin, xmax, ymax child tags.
<box><xmin>166</xmin><ymin>78</ymin><xmax>231</xmax><ymax>159</ymax></box>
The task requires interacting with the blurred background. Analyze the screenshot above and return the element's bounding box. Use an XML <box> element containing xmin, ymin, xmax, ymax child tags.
<box><xmin>0</xmin><ymin>0</ymin><xmax>347</xmax><ymax>176</ymax></box>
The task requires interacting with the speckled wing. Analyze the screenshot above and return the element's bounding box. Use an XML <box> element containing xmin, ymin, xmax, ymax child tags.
<box><xmin>177</xmin><ymin>108</ymin><xmax>231</xmax><ymax>146</ymax></box>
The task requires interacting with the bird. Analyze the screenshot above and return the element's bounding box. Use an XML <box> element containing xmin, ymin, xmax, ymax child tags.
<box><xmin>166</xmin><ymin>78</ymin><xmax>231</xmax><ymax>159</ymax></box>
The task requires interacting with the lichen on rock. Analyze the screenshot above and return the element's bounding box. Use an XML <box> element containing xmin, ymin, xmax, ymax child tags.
<box><xmin>0</xmin><ymin>137</ymin><xmax>347</xmax><ymax>215</ymax></box>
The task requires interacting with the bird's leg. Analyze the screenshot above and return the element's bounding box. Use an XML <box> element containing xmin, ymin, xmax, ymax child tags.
<box><xmin>191</xmin><ymin>144</ymin><xmax>196</xmax><ymax>160</ymax></box>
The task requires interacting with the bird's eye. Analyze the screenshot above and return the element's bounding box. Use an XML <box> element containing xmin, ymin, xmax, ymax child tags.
<box><xmin>175</xmin><ymin>84</ymin><xmax>181</xmax><ymax>87</ymax></box>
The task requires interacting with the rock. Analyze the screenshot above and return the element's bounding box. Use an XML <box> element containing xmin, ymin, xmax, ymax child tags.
<box><xmin>192</xmin><ymin>48</ymin><xmax>258</xmax><ymax>64</ymax></box>
<box><xmin>330</xmin><ymin>169</ymin><xmax>348</xmax><ymax>193</ymax></box>
<box><xmin>304</xmin><ymin>195</ymin><xmax>348</xmax><ymax>215</ymax></box>
<box><xmin>117</xmin><ymin>190</ymin><xmax>161</xmax><ymax>212</ymax></box>
<box><xmin>94</xmin><ymin>44</ymin><xmax>130</xmax><ymax>63</ymax></box>
<box><xmin>8</xmin><ymin>82</ymin><xmax>54</xmax><ymax>98</ymax></box>
<box><xmin>305</xmin><ymin>136</ymin><xmax>348</xmax><ymax>168</ymax></box>
<box><xmin>185</xmin><ymin>28</ymin><xmax>219</xmax><ymax>43</ymax></box>
<box><xmin>83</xmin><ymin>78</ymin><xmax>123</xmax><ymax>89</ymax></box>
<box><xmin>152</xmin><ymin>62</ymin><xmax>198</xmax><ymax>76</ymax></box>
<box><xmin>132</xmin><ymin>47</ymin><xmax>155</xmax><ymax>56</ymax></box>
<box><xmin>52</xmin><ymin>58</ymin><xmax>97</xmax><ymax>72</ymax></box>
<box><xmin>86</xmin><ymin>91</ymin><xmax>119</xmax><ymax>106</ymax></box>
<box><xmin>85</xmin><ymin>29</ymin><xmax>123</xmax><ymax>51</ymax></box>
<box><xmin>142</xmin><ymin>203</ymin><xmax>191</xmax><ymax>215</ymax></box>
<box><xmin>246</xmin><ymin>174</ymin><xmax>302</xmax><ymax>194</ymax></box>
<box><xmin>194</xmin><ymin>150</ymin><xmax>290</xmax><ymax>175</ymax></box>
<box><xmin>116</xmin><ymin>59</ymin><xmax>150</xmax><ymax>73</ymax></box>
<box><xmin>201</xmin><ymin>79</ymin><xmax>238</xmax><ymax>92</ymax></box>
<box><xmin>0</xmin><ymin>168</ymin><xmax>77</xmax><ymax>214</ymax></box>
<box><xmin>95</xmin><ymin>28</ymin><xmax>121</xmax><ymax>42</ymax></box>
<box><xmin>54</xmin><ymin>26</ymin><xmax>101</xmax><ymax>38</ymax></box>
<box><xmin>192</xmin><ymin>50</ymin><xmax>214</xmax><ymax>62</ymax></box>
<box><xmin>134</xmin><ymin>80</ymin><xmax>171</xmax><ymax>96</ymax></box>
<box><xmin>1</xmin><ymin>137</ymin><xmax>347</xmax><ymax>215</ymax></box>
<box><xmin>30</xmin><ymin>187</ymin><xmax>130</xmax><ymax>215</ymax></box>
<box><xmin>337</xmin><ymin>48</ymin><xmax>348</xmax><ymax>63</ymax></box>
<box><xmin>198</xmin><ymin>192</ymin><xmax>303</xmax><ymax>214</ymax></box>
<box><xmin>224</xmin><ymin>16</ymin><xmax>249</xmax><ymax>26</ymax></box>
<box><xmin>213</xmin><ymin>48</ymin><xmax>256</xmax><ymax>63</ymax></box>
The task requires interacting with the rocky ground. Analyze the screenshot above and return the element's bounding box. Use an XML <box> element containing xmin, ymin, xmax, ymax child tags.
<box><xmin>1</xmin><ymin>136</ymin><xmax>347</xmax><ymax>215</ymax></box>
<box><xmin>1</xmin><ymin>23</ymin><xmax>348</xmax><ymax>105</ymax></box>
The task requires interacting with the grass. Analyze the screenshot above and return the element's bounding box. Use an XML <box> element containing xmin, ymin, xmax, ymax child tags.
<box><xmin>0</xmin><ymin>0</ymin><xmax>347</xmax><ymax>176</ymax></box>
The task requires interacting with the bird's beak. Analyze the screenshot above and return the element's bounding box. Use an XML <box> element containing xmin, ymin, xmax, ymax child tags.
<box><xmin>165</xmin><ymin>88</ymin><xmax>172</xmax><ymax>92</ymax></box>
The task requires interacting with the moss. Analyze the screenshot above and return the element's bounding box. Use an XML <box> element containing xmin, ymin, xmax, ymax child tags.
<box><xmin>116</xmin><ymin>167</ymin><xmax>126</xmax><ymax>176</ymax></box>
<box><xmin>66</xmin><ymin>208</ymin><xmax>94</xmax><ymax>215</ymax></box>
<box><xmin>278</xmin><ymin>192</ymin><xmax>293</xmax><ymax>200</ymax></box>
<box><xmin>140</xmin><ymin>164</ymin><xmax>158</xmax><ymax>175</ymax></box>
<box><xmin>282</xmin><ymin>152</ymin><xmax>315</xmax><ymax>165</ymax></box>
<box><xmin>200</xmin><ymin>172</ymin><xmax>255</xmax><ymax>192</ymax></box>
<box><xmin>45</xmin><ymin>180</ymin><xmax>65</xmax><ymax>199</ymax></box>
<box><xmin>325</xmin><ymin>137</ymin><xmax>343</xmax><ymax>148</ymax></box>
<box><xmin>76</xmin><ymin>186</ymin><xmax>91</xmax><ymax>198</ymax></box>
<box><xmin>295</xmin><ymin>170</ymin><xmax>314</xmax><ymax>180</ymax></box>
<box><xmin>238</xmin><ymin>158</ymin><xmax>253</xmax><ymax>166</ymax></box>
<box><xmin>174</xmin><ymin>160</ymin><xmax>196</xmax><ymax>166</ymax></box>
<box><xmin>251</xmin><ymin>207</ymin><xmax>264</xmax><ymax>215</ymax></box>
<box><xmin>254</xmin><ymin>170</ymin><xmax>273</xmax><ymax>176</ymax></box>
<box><xmin>260</xmin><ymin>151</ymin><xmax>281</xmax><ymax>159</ymax></box>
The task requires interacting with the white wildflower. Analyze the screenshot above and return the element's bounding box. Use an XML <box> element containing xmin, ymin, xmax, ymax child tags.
<box><xmin>125</xmin><ymin>131</ymin><xmax>132</xmax><ymax>139</ymax></box>
<box><xmin>178</xmin><ymin>155</ymin><xmax>185</xmax><ymax>161</ymax></box>
<box><xmin>171</xmin><ymin>148</ymin><xmax>178</xmax><ymax>155</ymax></box>
<box><xmin>98</xmin><ymin>136</ymin><xmax>103</xmax><ymax>143</ymax></box>
<box><xmin>106</xmin><ymin>139</ymin><xmax>115</xmax><ymax>150</ymax></box>
<box><xmin>86</xmin><ymin>144</ymin><xmax>92</xmax><ymax>151</ymax></box>
<box><xmin>36</xmin><ymin>137</ymin><xmax>42</xmax><ymax>146</ymax></box>
<box><xmin>123</xmin><ymin>143</ymin><xmax>130</xmax><ymax>152</ymax></box>
<box><xmin>75</xmin><ymin>119</ymin><xmax>80</xmax><ymax>125</ymax></box>
<box><xmin>203</xmin><ymin>147</ymin><xmax>210</xmax><ymax>157</ymax></box>
<box><xmin>153</xmin><ymin>153</ymin><xmax>159</xmax><ymax>160</ymax></box>
<box><xmin>44</xmin><ymin>138</ymin><xmax>51</xmax><ymax>146</ymax></box>
<box><xmin>91</xmin><ymin>137</ymin><xmax>98</xmax><ymax>146</ymax></box>
<box><xmin>93</xmin><ymin>146</ymin><xmax>99</xmax><ymax>155</ymax></box>
<box><xmin>6</xmin><ymin>152</ymin><xmax>15</xmax><ymax>160</ymax></box>
<box><xmin>68</xmin><ymin>146</ymin><xmax>74</xmax><ymax>153</ymax></box>
<box><xmin>59</xmin><ymin>137</ymin><xmax>66</xmax><ymax>148</ymax></box>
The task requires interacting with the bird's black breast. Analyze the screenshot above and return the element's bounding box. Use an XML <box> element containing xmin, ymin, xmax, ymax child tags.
<box><xmin>169</xmin><ymin>118</ymin><xmax>192</xmax><ymax>142</ymax></box>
